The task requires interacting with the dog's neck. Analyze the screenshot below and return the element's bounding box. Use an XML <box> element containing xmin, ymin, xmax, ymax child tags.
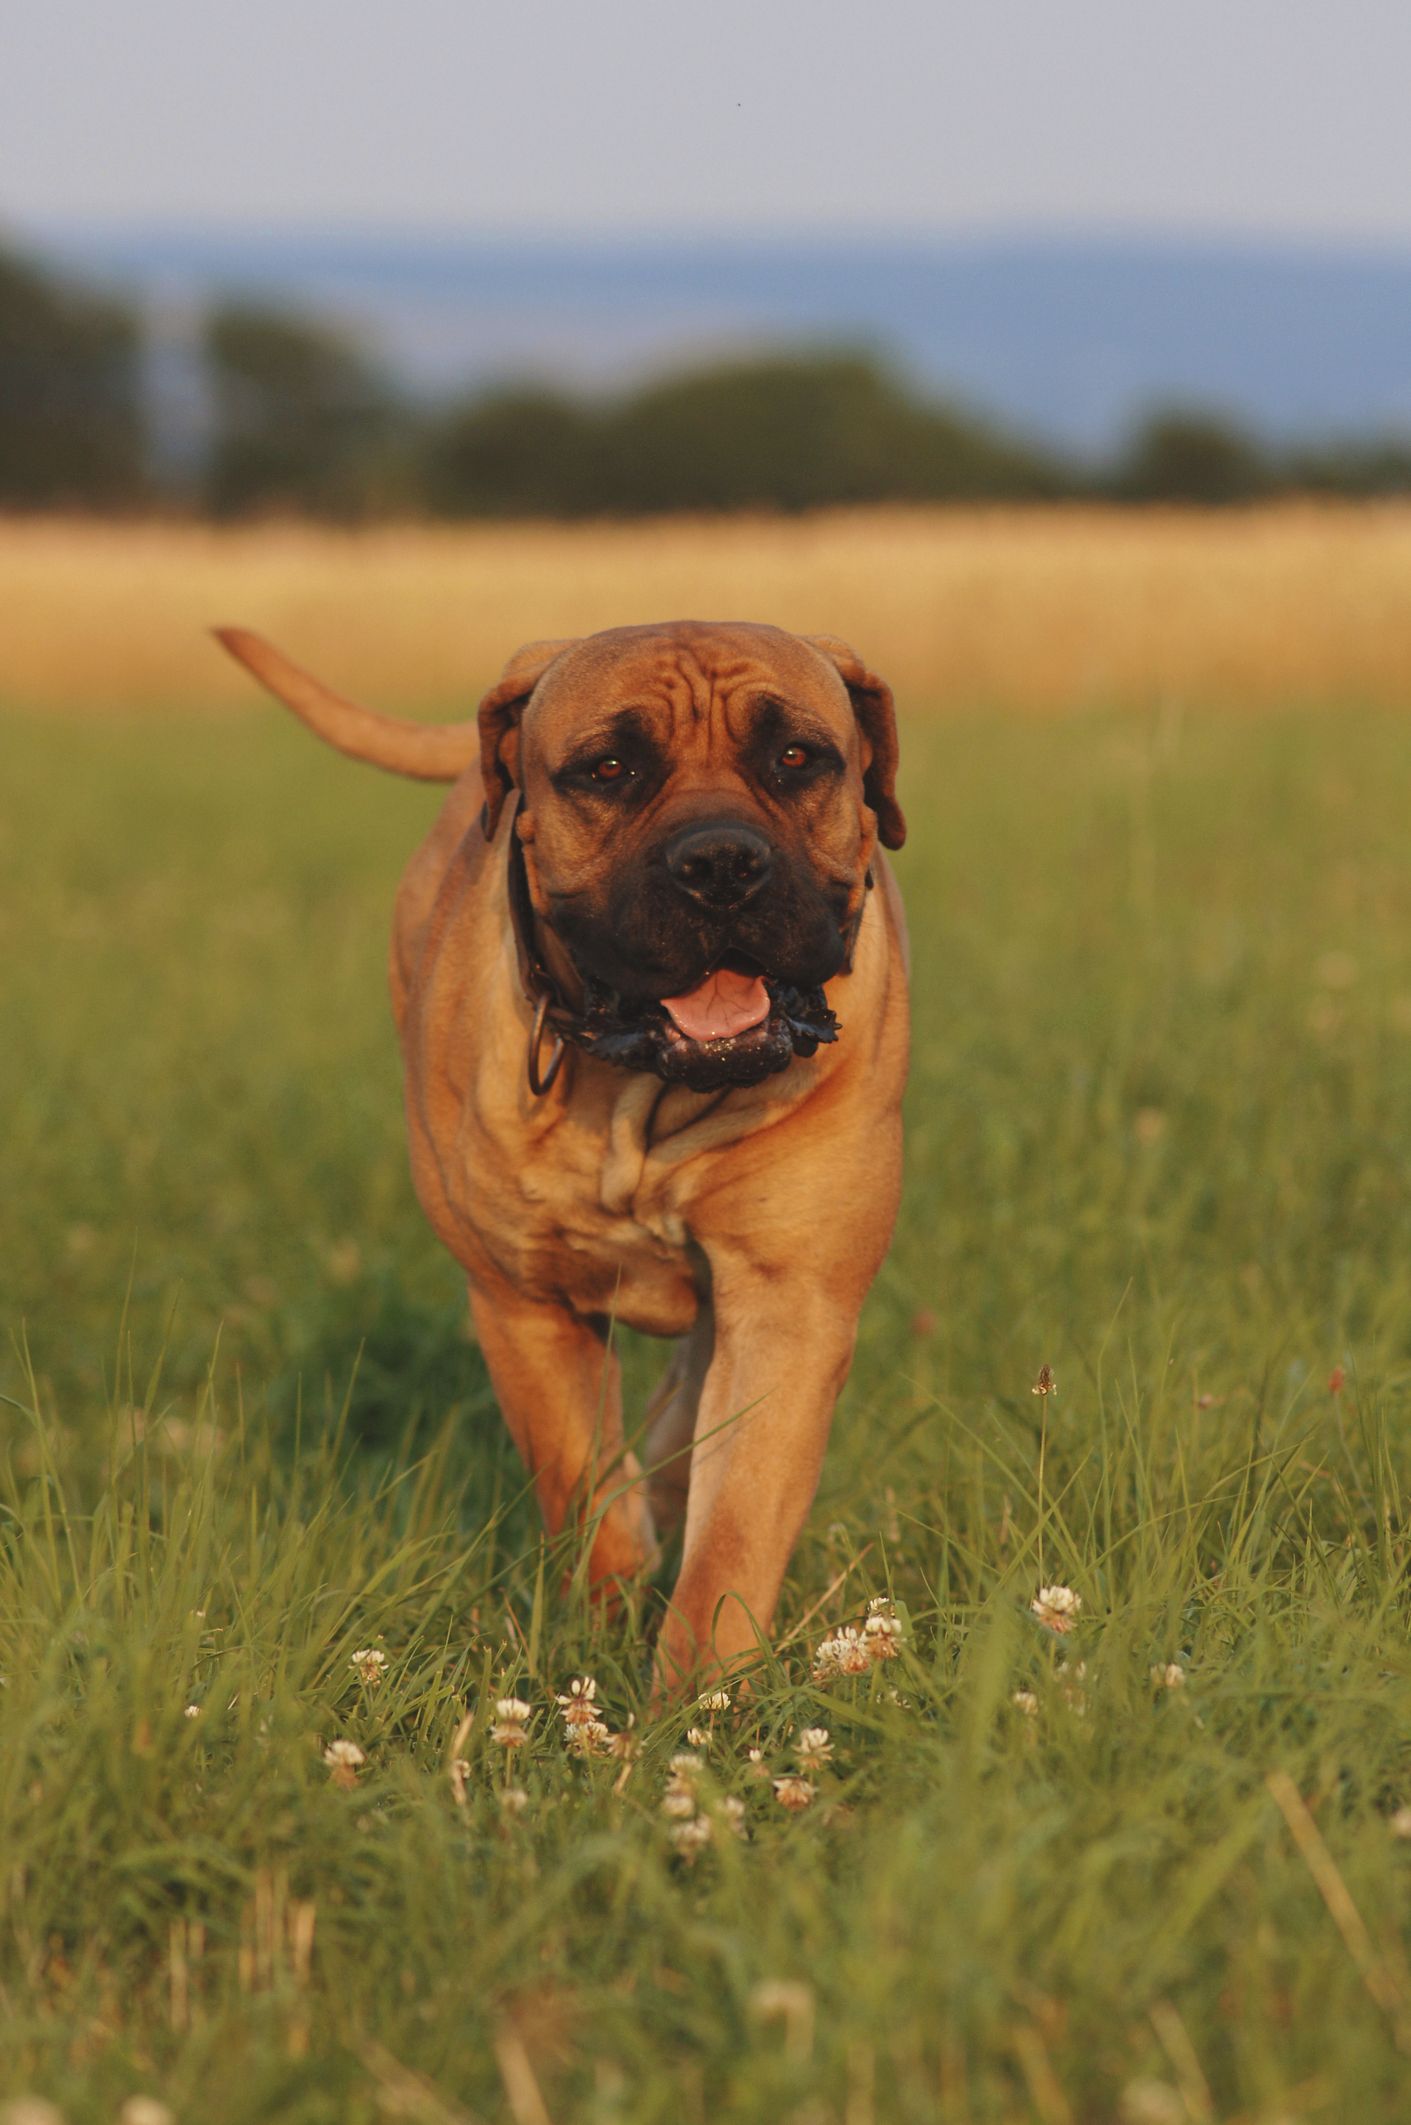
<box><xmin>503</xmin><ymin>807</ymin><xmax>585</xmax><ymax>1016</ymax></box>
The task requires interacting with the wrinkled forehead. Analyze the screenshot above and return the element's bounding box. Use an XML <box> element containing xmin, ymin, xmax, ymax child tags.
<box><xmin>525</xmin><ymin>622</ymin><xmax>857</xmax><ymax>752</ymax></box>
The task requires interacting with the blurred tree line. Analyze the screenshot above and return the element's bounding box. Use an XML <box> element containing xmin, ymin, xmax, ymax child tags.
<box><xmin>5</xmin><ymin>240</ymin><xmax>1411</xmax><ymax>518</ymax></box>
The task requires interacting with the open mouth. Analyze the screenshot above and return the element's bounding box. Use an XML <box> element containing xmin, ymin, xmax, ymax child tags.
<box><xmin>660</xmin><ymin>952</ymin><xmax>772</xmax><ymax>1044</ymax></box>
<box><xmin>560</xmin><ymin>952</ymin><xmax>840</xmax><ymax>1091</ymax></box>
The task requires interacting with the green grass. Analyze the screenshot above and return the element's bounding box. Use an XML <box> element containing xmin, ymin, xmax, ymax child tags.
<box><xmin>5</xmin><ymin>697</ymin><xmax>1411</xmax><ymax>2124</ymax></box>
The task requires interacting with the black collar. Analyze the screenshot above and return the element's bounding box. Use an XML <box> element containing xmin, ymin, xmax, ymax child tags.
<box><xmin>503</xmin><ymin>812</ymin><xmax>577</xmax><ymax>1095</ymax></box>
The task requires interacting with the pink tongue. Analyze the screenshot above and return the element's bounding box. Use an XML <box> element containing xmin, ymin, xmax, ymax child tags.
<box><xmin>662</xmin><ymin>966</ymin><xmax>770</xmax><ymax>1042</ymax></box>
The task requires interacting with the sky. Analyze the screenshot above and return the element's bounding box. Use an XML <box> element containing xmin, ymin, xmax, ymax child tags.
<box><xmin>5</xmin><ymin>0</ymin><xmax>1411</xmax><ymax>244</ymax></box>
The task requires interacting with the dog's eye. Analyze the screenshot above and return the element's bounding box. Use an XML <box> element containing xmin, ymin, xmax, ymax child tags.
<box><xmin>778</xmin><ymin>744</ymin><xmax>810</xmax><ymax>771</ymax></box>
<box><xmin>590</xmin><ymin>756</ymin><xmax>627</xmax><ymax>783</ymax></box>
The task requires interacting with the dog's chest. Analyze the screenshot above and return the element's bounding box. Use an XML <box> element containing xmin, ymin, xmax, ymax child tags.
<box><xmin>447</xmin><ymin>1072</ymin><xmax>703</xmax><ymax>1334</ymax></box>
<box><xmin>537</xmin><ymin>1075</ymin><xmax>702</xmax><ymax>1331</ymax></box>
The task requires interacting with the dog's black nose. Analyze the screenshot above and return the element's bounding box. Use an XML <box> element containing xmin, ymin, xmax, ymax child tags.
<box><xmin>664</xmin><ymin>821</ymin><xmax>773</xmax><ymax>910</ymax></box>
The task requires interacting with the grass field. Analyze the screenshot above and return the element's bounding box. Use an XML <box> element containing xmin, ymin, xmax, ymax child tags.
<box><xmin>5</xmin><ymin>519</ymin><xmax>1411</xmax><ymax>2123</ymax></box>
<box><xmin>7</xmin><ymin>503</ymin><xmax>1411</xmax><ymax>716</ymax></box>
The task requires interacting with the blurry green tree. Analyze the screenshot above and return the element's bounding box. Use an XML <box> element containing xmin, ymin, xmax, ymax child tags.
<box><xmin>6</xmin><ymin>236</ymin><xmax>1411</xmax><ymax>517</ymax></box>
<box><xmin>1113</xmin><ymin>407</ymin><xmax>1273</xmax><ymax>504</ymax></box>
<box><xmin>421</xmin><ymin>385</ymin><xmax>601</xmax><ymax>516</ymax></box>
<box><xmin>422</xmin><ymin>352</ymin><xmax>1066</xmax><ymax>516</ymax></box>
<box><xmin>0</xmin><ymin>247</ymin><xmax>146</xmax><ymax>507</ymax></box>
<box><xmin>1284</xmin><ymin>434</ymin><xmax>1411</xmax><ymax>497</ymax></box>
<box><xmin>202</xmin><ymin>303</ymin><xmax>412</xmax><ymax>519</ymax></box>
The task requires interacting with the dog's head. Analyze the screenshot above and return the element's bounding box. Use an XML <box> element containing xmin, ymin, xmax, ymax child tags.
<box><xmin>481</xmin><ymin>620</ymin><xmax>905</xmax><ymax>1091</ymax></box>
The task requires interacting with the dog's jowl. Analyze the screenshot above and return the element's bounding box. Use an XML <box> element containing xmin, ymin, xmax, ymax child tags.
<box><xmin>217</xmin><ymin>619</ymin><xmax>908</xmax><ymax>1692</ymax></box>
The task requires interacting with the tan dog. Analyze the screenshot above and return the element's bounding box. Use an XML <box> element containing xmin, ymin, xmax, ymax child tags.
<box><xmin>216</xmin><ymin>619</ymin><xmax>908</xmax><ymax>1692</ymax></box>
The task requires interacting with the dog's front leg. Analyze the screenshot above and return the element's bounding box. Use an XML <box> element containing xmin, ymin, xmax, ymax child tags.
<box><xmin>643</xmin><ymin>1303</ymin><xmax>715</xmax><ymax>1539</ymax></box>
<box><xmin>466</xmin><ymin>1280</ymin><xmax>658</xmax><ymax>1597</ymax></box>
<box><xmin>652</xmin><ymin>1262</ymin><xmax>860</xmax><ymax>1695</ymax></box>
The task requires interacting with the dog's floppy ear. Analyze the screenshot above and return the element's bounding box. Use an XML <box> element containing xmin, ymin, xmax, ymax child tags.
<box><xmin>478</xmin><ymin>637</ymin><xmax>578</xmax><ymax>839</ymax></box>
<box><xmin>805</xmin><ymin>634</ymin><xmax>906</xmax><ymax>850</ymax></box>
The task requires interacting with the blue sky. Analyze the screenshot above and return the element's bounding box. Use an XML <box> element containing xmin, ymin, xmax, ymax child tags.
<box><xmin>5</xmin><ymin>0</ymin><xmax>1411</xmax><ymax>241</ymax></box>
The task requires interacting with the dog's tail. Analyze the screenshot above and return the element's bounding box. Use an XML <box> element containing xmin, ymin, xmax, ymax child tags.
<box><xmin>213</xmin><ymin>627</ymin><xmax>478</xmax><ymax>782</ymax></box>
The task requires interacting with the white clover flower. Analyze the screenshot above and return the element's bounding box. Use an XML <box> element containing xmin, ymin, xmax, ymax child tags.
<box><xmin>120</xmin><ymin>2099</ymin><xmax>175</xmax><ymax>2125</ymax></box>
<box><xmin>685</xmin><ymin>1726</ymin><xmax>709</xmax><ymax>1748</ymax></box>
<box><xmin>565</xmin><ymin>1717</ymin><xmax>613</xmax><ymax>1756</ymax></box>
<box><xmin>1031</xmin><ymin>1585</ymin><xmax>1081</xmax><ymax>1634</ymax></box>
<box><xmin>350</xmin><ymin>1648</ymin><xmax>388</xmax><ymax>1687</ymax></box>
<box><xmin>795</xmin><ymin>1726</ymin><xmax>833</xmax><ymax>1765</ymax></box>
<box><xmin>498</xmin><ymin>1786</ymin><xmax>530</xmax><ymax>1818</ymax></box>
<box><xmin>863</xmin><ymin>1609</ymin><xmax>904</xmax><ymax>1661</ymax></box>
<box><xmin>670</xmin><ymin>1815</ymin><xmax>713</xmax><ymax>1858</ymax></box>
<box><xmin>1119</xmin><ymin>2081</ymin><xmax>1185</xmax><ymax>2125</ymax></box>
<box><xmin>745</xmin><ymin>1747</ymin><xmax>770</xmax><ymax>1781</ymax></box>
<box><xmin>698</xmin><ymin>1687</ymin><xmax>732</xmax><ymax>1712</ymax></box>
<box><xmin>184</xmin><ymin>1704</ymin><xmax>201</xmax><ymax>1720</ymax></box>
<box><xmin>1012</xmin><ymin>1689</ymin><xmax>1039</xmax><ymax>1716</ymax></box>
<box><xmin>488</xmin><ymin>1696</ymin><xmax>533</xmax><ymax>1749</ymax></box>
<box><xmin>605</xmin><ymin>1721</ymin><xmax>638</xmax><ymax>1762</ymax></box>
<box><xmin>2</xmin><ymin>2100</ymin><xmax>66</xmax><ymax>2125</ymax></box>
<box><xmin>1150</xmin><ymin>1663</ymin><xmax>1186</xmax><ymax>1691</ymax></box>
<box><xmin>1058</xmin><ymin>1658</ymin><xmax>1088</xmax><ymax>1715</ymax></box>
<box><xmin>772</xmin><ymin>1773</ymin><xmax>816</xmax><ymax>1812</ymax></box>
<box><xmin>719</xmin><ymin>1794</ymin><xmax>748</xmax><ymax>1838</ymax></box>
<box><xmin>812</xmin><ymin>1626</ymin><xmax>870</xmax><ymax>1681</ymax></box>
<box><xmin>555</xmin><ymin>1676</ymin><xmax>599</xmax><ymax>1725</ymax></box>
<box><xmin>662</xmin><ymin>1749</ymin><xmax>704</xmax><ymax>1816</ymax></box>
<box><xmin>323</xmin><ymin>1738</ymin><xmax>365</xmax><ymax>1786</ymax></box>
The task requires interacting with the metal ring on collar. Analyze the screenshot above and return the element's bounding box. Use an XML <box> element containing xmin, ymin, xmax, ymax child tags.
<box><xmin>526</xmin><ymin>990</ymin><xmax>567</xmax><ymax>1097</ymax></box>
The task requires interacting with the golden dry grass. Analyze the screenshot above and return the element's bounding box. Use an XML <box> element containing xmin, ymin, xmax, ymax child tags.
<box><xmin>4</xmin><ymin>503</ymin><xmax>1411</xmax><ymax>713</ymax></box>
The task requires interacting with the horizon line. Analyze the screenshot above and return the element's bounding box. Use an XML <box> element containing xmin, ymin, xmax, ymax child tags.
<box><xmin>18</xmin><ymin>214</ymin><xmax>1411</xmax><ymax>266</ymax></box>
